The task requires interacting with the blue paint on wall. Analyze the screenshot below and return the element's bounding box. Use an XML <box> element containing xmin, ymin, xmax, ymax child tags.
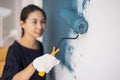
<box><xmin>42</xmin><ymin>0</ymin><xmax>90</xmax><ymax>79</ymax></box>
<box><xmin>82</xmin><ymin>0</ymin><xmax>90</xmax><ymax>10</ymax></box>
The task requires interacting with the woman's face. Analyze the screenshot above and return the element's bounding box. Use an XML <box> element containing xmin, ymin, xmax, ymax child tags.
<box><xmin>21</xmin><ymin>10</ymin><xmax>46</xmax><ymax>38</ymax></box>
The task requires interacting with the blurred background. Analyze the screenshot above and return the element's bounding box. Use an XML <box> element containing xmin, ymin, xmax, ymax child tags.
<box><xmin>0</xmin><ymin>0</ymin><xmax>42</xmax><ymax>47</ymax></box>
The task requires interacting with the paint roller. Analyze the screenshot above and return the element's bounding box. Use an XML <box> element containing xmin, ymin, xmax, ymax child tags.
<box><xmin>60</xmin><ymin>8</ymin><xmax>88</xmax><ymax>34</ymax></box>
<box><xmin>38</xmin><ymin>8</ymin><xmax>88</xmax><ymax>77</ymax></box>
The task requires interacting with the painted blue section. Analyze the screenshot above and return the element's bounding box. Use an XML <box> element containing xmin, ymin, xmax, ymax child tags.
<box><xmin>60</xmin><ymin>9</ymin><xmax>88</xmax><ymax>34</ymax></box>
<box><xmin>42</xmin><ymin>0</ymin><xmax>89</xmax><ymax>79</ymax></box>
<box><xmin>82</xmin><ymin>0</ymin><xmax>90</xmax><ymax>10</ymax></box>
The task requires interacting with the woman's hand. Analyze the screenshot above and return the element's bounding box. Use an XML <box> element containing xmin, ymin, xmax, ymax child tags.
<box><xmin>32</xmin><ymin>53</ymin><xmax>60</xmax><ymax>73</ymax></box>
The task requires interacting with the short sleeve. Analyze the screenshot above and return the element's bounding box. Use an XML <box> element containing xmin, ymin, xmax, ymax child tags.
<box><xmin>0</xmin><ymin>46</ymin><xmax>20</xmax><ymax>80</ymax></box>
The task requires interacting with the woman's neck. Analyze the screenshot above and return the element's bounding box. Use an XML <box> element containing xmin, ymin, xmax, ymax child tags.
<box><xmin>18</xmin><ymin>36</ymin><xmax>39</xmax><ymax>49</ymax></box>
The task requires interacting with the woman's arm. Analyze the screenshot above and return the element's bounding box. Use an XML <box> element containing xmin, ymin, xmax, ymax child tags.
<box><xmin>12</xmin><ymin>50</ymin><xmax>60</xmax><ymax>80</ymax></box>
<box><xmin>12</xmin><ymin>63</ymin><xmax>35</xmax><ymax>80</ymax></box>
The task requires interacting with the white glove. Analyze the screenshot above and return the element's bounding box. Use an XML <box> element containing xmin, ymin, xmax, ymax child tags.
<box><xmin>32</xmin><ymin>54</ymin><xmax>60</xmax><ymax>73</ymax></box>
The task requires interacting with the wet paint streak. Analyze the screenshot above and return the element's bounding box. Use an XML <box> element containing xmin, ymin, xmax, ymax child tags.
<box><xmin>59</xmin><ymin>0</ymin><xmax>90</xmax><ymax>71</ymax></box>
<box><xmin>43</xmin><ymin>0</ymin><xmax>90</xmax><ymax>79</ymax></box>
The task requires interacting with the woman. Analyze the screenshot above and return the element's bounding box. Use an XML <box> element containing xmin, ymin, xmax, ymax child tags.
<box><xmin>0</xmin><ymin>4</ymin><xmax>60</xmax><ymax>80</ymax></box>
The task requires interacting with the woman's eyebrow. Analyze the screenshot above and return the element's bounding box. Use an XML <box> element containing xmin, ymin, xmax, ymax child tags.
<box><xmin>31</xmin><ymin>18</ymin><xmax>45</xmax><ymax>21</ymax></box>
<box><xmin>31</xmin><ymin>18</ymin><xmax>37</xmax><ymax>20</ymax></box>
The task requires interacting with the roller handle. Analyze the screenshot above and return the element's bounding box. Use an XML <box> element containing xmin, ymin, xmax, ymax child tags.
<box><xmin>38</xmin><ymin>47</ymin><xmax>60</xmax><ymax>77</ymax></box>
<box><xmin>38</xmin><ymin>35</ymin><xmax>79</xmax><ymax>77</ymax></box>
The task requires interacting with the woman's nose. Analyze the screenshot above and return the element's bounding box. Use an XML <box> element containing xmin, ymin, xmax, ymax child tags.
<box><xmin>37</xmin><ymin>23</ymin><xmax>42</xmax><ymax>29</ymax></box>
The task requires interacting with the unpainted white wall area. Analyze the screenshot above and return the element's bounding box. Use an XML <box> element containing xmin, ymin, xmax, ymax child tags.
<box><xmin>70</xmin><ymin>0</ymin><xmax>120</xmax><ymax>80</ymax></box>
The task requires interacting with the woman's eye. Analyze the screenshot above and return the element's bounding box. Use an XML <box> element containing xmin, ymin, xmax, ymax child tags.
<box><xmin>33</xmin><ymin>21</ymin><xmax>37</xmax><ymax>24</ymax></box>
<box><xmin>41</xmin><ymin>20</ymin><xmax>46</xmax><ymax>23</ymax></box>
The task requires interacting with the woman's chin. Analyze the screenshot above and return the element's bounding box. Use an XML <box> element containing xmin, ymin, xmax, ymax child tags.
<box><xmin>36</xmin><ymin>35</ymin><xmax>41</xmax><ymax>38</ymax></box>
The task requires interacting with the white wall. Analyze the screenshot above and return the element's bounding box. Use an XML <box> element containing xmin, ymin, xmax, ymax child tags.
<box><xmin>55</xmin><ymin>0</ymin><xmax>120</xmax><ymax>80</ymax></box>
<box><xmin>71</xmin><ymin>0</ymin><xmax>120</xmax><ymax>80</ymax></box>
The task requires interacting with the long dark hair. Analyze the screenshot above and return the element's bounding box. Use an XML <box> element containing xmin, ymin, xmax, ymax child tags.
<box><xmin>20</xmin><ymin>4</ymin><xmax>46</xmax><ymax>37</ymax></box>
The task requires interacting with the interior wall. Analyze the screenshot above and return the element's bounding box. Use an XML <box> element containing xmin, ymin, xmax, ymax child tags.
<box><xmin>43</xmin><ymin>0</ymin><xmax>120</xmax><ymax>80</ymax></box>
<box><xmin>79</xmin><ymin>0</ymin><xmax>120</xmax><ymax>80</ymax></box>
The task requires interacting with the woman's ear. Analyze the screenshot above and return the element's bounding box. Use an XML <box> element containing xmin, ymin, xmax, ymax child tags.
<box><xmin>20</xmin><ymin>20</ymin><xmax>25</xmax><ymax>28</ymax></box>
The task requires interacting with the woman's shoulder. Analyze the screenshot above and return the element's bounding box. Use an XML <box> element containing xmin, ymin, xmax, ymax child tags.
<box><xmin>7</xmin><ymin>40</ymin><xmax>23</xmax><ymax>55</ymax></box>
<box><xmin>5</xmin><ymin>41</ymin><xmax>22</xmax><ymax>59</ymax></box>
<box><xmin>9</xmin><ymin>40</ymin><xmax>21</xmax><ymax>50</ymax></box>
